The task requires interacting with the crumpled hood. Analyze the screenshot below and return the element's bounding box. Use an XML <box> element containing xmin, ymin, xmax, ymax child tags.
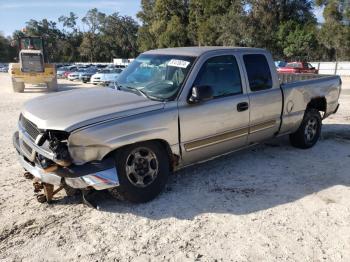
<box><xmin>22</xmin><ymin>88</ymin><xmax>164</xmax><ymax>132</ymax></box>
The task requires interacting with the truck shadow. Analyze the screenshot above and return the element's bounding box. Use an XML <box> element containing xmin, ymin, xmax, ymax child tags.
<box><xmin>79</xmin><ymin>124</ymin><xmax>350</xmax><ymax>219</ymax></box>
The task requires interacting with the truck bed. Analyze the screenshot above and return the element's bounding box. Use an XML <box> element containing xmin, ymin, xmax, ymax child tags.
<box><xmin>278</xmin><ymin>73</ymin><xmax>332</xmax><ymax>84</ymax></box>
<box><xmin>278</xmin><ymin>73</ymin><xmax>341</xmax><ymax>135</ymax></box>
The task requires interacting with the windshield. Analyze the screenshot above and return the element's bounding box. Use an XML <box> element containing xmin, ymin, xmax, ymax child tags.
<box><xmin>117</xmin><ymin>54</ymin><xmax>196</xmax><ymax>100</ymax></box>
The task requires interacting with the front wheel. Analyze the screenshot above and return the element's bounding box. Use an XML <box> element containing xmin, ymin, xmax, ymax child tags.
<box><xmin>289</xmin><ymin>108</ymin><xmax>322</xmax><ymax>149</ymax></box>
<box><xmin>109</xmin><ymin>142</ymin><xmax>170</xmax><ymax>203</ymax></box>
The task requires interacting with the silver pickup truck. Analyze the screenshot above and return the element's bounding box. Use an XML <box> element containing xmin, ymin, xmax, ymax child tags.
<box><xmin>13</xmin><ymin>47</ymin><xmax>341</xmax><ymax>203</ymax></box>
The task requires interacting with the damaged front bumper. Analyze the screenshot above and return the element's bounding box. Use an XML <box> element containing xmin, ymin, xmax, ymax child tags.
<box><xmin>13</xmin><ymin>131</ymin><xmax>119</xmax><ymax>190</ymax></box>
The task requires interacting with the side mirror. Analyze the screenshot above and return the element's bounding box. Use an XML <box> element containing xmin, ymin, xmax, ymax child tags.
<box><xmin>188</xmin><ymin>85</ymin><xmax>213</xmax><ymax>104</ymax></box>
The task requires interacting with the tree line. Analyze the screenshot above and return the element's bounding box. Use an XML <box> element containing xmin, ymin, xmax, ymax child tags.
<box><xmin>0</xmin><ymin>0</ymin><xmax>349</xmax><ymax>63</ymax></box>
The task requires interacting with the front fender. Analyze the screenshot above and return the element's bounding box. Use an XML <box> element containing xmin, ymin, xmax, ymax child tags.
<box><xmin>68</xmin><ymin>102</ymin><xmax>179</xmax><ymax>164</ymax></box>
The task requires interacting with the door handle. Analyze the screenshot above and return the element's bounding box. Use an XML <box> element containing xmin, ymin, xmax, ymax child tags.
<box><xmin>237</xmin><ymin>102</ymin><xmax>249</xmax><ymax>112</ymax></box>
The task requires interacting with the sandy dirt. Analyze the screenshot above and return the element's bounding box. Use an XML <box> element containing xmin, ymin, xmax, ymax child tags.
<box><xmin>0</xmin><ymin>73</ymin><xmax>349</xmax><ymax>262</ymax></box>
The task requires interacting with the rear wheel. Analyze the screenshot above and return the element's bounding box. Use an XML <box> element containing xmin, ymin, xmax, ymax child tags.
<box><xmin>12</xmin><ymin>80</ymin><xmax>24</xmax><ymax>93</ymax></box>
<box><xmin>109</xmin><ymin>142</ymin><xmax>169</xmax><ymax>203</ymax></box>
<box><xmin>289</xmin><ymin>108</ymin><xmax>322</xmax><ymax>149</ymax></box>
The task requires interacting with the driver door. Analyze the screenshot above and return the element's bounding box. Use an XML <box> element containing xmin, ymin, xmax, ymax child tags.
<box><xmin>178</xmin><ymin>54</ymin><xmax>250</xmax><ymax>165</ymax></box>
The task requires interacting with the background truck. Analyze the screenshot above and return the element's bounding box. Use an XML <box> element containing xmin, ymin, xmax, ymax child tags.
<box><xmin>13</xmin><ymin>47</ymin><xmax>341</xmax><ymax>204</ymax></box>
<box><xmin>9</xmin><ymin>36</ymin><xmax>57</xmax><ymax>93</ymax></box>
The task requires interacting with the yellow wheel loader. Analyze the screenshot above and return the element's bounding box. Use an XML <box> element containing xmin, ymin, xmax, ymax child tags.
<box><xmin>9</xmin><ymin>37</ymin><xmax>57</xmax><ymax>93</ymax></box>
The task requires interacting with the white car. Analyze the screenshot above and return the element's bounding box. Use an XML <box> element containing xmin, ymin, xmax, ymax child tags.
<box><xmin>0</xmin><ymin>66</ymin><xmax>9</xmax><ymax>73</ymax></box>
<box><xmin>67</xmin><ymin>68</ymin><xmax>89</xmax><ymax>81</ymax></box>
<box><xmin>90</xmin><ymin>69</ymin><xmax>123</xmax><ymax>85</ymax></box>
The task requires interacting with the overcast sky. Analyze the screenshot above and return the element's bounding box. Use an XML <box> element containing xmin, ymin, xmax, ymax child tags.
<box><xmin>0</xmin><ymin>0</ymin><xmax>324</xmax><ymax>37</ymax></box>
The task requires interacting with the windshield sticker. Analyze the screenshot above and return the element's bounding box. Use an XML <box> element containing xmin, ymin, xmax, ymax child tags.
<box><xmin>168</xmin><ymin>59</ymin><xmax>190</xmax><ymax>68</ymax></box>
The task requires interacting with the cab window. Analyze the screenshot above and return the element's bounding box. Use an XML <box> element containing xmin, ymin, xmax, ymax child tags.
<box><xmin>243</xmin><ymin>54</ymin><xmax>273</xmax><ymax>92</ymax></box>
<box><xmin>194</xmin><ymin>55</ymin><xmax>242</xmax><ymax>98</ymax></box>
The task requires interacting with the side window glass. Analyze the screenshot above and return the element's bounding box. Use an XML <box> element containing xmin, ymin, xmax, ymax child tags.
<box><xmin>243</xmin><ymin>54</ymin><xmax>273</xmax><ymax>92</ymax></box>
<box><xmin>194</xmin><ymin>55</ymin><xmax>242</xmax><ymax>98</ymax></box>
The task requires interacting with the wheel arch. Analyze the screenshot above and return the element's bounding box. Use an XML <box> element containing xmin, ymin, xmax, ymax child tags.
<box><xmin>103</xmin><ymin>139</ymin><xmax>178</xmax><ymax>172</ymax></box>
<box><xmin>306</xmin><ymin>97</ymin><xmax>327</xmax><ymax>113</ymax></box>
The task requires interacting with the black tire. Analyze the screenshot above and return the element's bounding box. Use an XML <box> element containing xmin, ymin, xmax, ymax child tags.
<box><xmin>63</xmin><ymin>185</ymin><xmax>80</xmax><ymax>197</ymax></box>
<box><xmin>289</xmin><ymin>108</ymin><xmax>322</xmax><ymax>149</ymax></box>
<box><xmin>109</xmin><ymin>142</ymin><xmax>169</xmax><ymax>203</ymax></box>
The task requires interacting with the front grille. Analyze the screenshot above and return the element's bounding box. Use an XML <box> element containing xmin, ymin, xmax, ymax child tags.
<box><xmin>21</xmin><ymin>53</ymin><xmax>44</xmax><ymax>73</ymax></box>
<box><xmin>22</xmin><ymin>141</ymin><xmax>33</xmax><ymax>154</ymax></box>
<box><xmin>20</xmin><ymin>115</ymin><xmax>41</xmax><ymax>140</ymax></box>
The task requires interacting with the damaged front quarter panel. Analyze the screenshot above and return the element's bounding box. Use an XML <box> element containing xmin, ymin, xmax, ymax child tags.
<box><xmin>67</xmin><ymin>102</ymin><xmax>180</xmax><ymax>165</ymax></box>
<box><xmin>68</xmin><ymin>134</ymin><xmax>112</xmax><ymax>165</ymax></box>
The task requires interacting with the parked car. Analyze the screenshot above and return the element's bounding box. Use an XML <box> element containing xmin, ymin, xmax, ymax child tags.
<box><xmin>277</xmin><ymin>62</ymin><xmax>318</xmax><ymax>74</ymax></box>
<box><xmin>13</xmin><ymin>47</ymin><xmax>341</xmax><ymax>204</ymax></box>
<box><xmin>57</xmin><ymin>67</ymin><xmax>69</xmax><ymax>78</ymax></box>
<box><xmin>57</xmin><ymin>66</ymin><xmax>78</xmax><ymax>79</ymax></box>
<box><xmin>80</xmin><ymin>68</ymin><xmax>99</xmax><ymax>83</ymax></box>
<box><xmin>90</xmin><ymin>68</ymin><xmax>122</xmax><ymax>85</ymax></box>
<box><xmin>67</xmin><ymin>68</ymin><xmax>96</xmax><ymax>81</ymax></box>
<box><xmin>67</xmin><ymin>70</ymin><xmax>83</xmax><ymax>81</ymax></box>
<box><xmin>0</xmin><ymin>66</ymin><xmax>8</xmax><ymax>73</ymax></box>
<box><xmin>96</xmin><ymin>64</ymin><xmax>109</xmax><ymax>69</ymax></box>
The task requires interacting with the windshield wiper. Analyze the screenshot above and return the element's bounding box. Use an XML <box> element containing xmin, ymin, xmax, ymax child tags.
<box><xmin>128</xmin><ymin>86</ymin><xmax>164</xmax><ymax>101</ymax></box>
<box><xmin>117</xmin><ymin>84</ymin><xmax>164</xmax><ymax>102</ymax></box>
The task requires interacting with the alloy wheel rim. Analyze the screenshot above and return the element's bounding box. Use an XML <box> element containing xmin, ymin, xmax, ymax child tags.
<box><xmin>304</xmin><ymin>118</ymin><xmax>318</xmax><ymax>142</ymax></box>
<box><xmin>125</xmin><ymin>147</ymin><xmax>159</xmax><ymax>188</ymax></box>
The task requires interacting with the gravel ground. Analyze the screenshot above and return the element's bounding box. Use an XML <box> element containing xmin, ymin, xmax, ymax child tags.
<box><xmin>0</xmin><ymin>73</ymin><xmax>349</xmax><ymax>262</ymax></box>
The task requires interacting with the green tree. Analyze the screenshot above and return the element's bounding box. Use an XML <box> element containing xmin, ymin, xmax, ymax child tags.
<box><xmin>80</xmin><ymin>8</ymin><xmax>106</xmax><ymax>61</ymax></box>
<box><xmin>277</xmin><ymin>21</ymin><xmax>319</xmax><ymax>60</ymax></box>
<box><xmin>188</xmin><ymin>0</ymin><xmax>237</xmax><ymax>46</ymax></box>
<box><xmin>101</xmin><ymin>13</ymin><xmax>139</xmax><ymax>58</ymax></box>
<box><xmin>246</xmin><ymin>0</ymin><xmax>316</xmax><ymax>58</ymax></box>
<box><xmin>137</xmin><ymin>0</ymin><xmax>157</xmax><ymax>51</ymax></box>
<box><xmin>215</xmin><ymin>2</ymin><xmax>248</xmax><ymax>46</ymax></box>
<box><xmin>59</xmin><ymin>12</ymin><xmax>83</xmax><ymax>62</ymax></box>
<box><xmin>316</xmin><ymin>0</ymin><xmax>350</xmax><ymax>60</ymax></box>
<box><xmin>138</xmin><ymin>0</ymin><xmax>190</xmax><ymax>50</ymax></box>
<box><xmin>0</xmin><ymin>33</ymin><xmax>16</xmax><ymax>62</ymax></box>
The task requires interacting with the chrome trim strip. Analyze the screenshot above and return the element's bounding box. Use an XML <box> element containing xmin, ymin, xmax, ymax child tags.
<box><xmin>65</xmin><ymin>168</ymin><xmax>119</xmax><ymax>190</ymax></box>
<box><xmin>184</xmin><ymin>127</ymin><xmax>249</xmax><ymax>152</ymax></box>
<box><xmin>184</xmin><ymin>119</ymin><xmax>277</xmax><ymax>152</ymax></box>
<box><xmin>249</xmin><ymin>120</ymin><xmax>276</xmax><ymax>134</ymax></box>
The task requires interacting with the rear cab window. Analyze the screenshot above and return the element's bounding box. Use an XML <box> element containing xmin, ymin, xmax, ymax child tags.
<box><xmin>243</xmin><ymin>54</ymin><xmax>273</xmax><ymax>92</ymax></box>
